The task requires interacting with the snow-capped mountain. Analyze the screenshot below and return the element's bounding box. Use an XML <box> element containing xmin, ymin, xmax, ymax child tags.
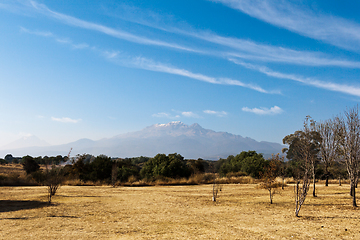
<box><xmin>0</xmin><ymin>122</ymin><xmax>284</xmax><ymax>160</ymax></box>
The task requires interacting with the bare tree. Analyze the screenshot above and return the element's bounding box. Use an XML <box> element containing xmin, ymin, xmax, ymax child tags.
<box><xmin>212</xmin><ymin>173</ymin><xmax>222</xmax><ymax>202</ymax></box>
<box><xmin>283</xmin><ymin>116</ymin><xmax>321</xmax><ymax>217</ymax></box>
<box><xmin>317</xmin><ymin>119</ymin><xmax>341</xmax><ymax>186</ymax></box>
<box><xmin>336</xmin><ymin>106</ymin><xmax>360</xmax><ymax>207</ymax></box>
<box><xmin>45</xmin><ymin>149</ymin><xmax>71</xmax><ymax>203</ymax></box>
<box><xmin>45</xmin><ymin>164</ymin><xmax>64</xmax><ymax>203</ymax></box>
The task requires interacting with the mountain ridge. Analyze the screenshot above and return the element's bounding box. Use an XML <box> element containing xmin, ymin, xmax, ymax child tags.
<box><xmin>0</xmin><ymin>122</ymin><xmax>284</xmax><ymax>160</ymax></box>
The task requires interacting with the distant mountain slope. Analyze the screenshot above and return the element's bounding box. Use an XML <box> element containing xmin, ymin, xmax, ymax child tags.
<box><xmin>0</xmin><ymin>122</ymin><xmax>285</xmax><ymax>159</ymax></box>
<box><xmin>0</xmin><ymin>135</ymin><xmax>50</xmax><ymax>150</ymax></box>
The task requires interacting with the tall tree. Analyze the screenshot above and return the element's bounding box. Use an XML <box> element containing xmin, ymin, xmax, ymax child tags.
<box><xmin>317</xmin><ymin>119</ymin><xmax>341</xmax><ymax>186</ymax></box>
<box><xmin>283</xmin><ymin>116</ymin><xmax>321</xmax><ymax>217</ymax></box>
<box><xmin>336</xmin><ymin>106</ymin><xmax>360</xmax><ymax>207</ymax></box>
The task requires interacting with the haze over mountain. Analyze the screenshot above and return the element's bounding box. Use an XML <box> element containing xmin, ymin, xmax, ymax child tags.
<box><xmin>0</xmin><ymin>135</ymin><xmax>50</xmax><ymax>150</ymax></box>
<box><xmin>0</xmin><ymin>122</ymin><xmax>284</xmax><ymax>160</ymax></box>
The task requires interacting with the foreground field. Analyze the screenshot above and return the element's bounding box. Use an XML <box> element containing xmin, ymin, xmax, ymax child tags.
<box><xmin>0</xmin><ymin>184</ymin><xmax>359</xmax><ymax>239</ymax></box>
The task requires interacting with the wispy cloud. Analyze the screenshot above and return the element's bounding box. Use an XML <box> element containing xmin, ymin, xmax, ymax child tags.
<box><xmin>15</xmin><ymin>2</ymin><xmax>360</xmax><ymax>98</ymax></box>
<box><xmin>28</xmin><ymin>0</ymin><xmax>198</xmax><ymax>53</ymax></box>
<box><xmin>51</xmin><ymin>117</ymin><xmax>81</xmax><ymax>123</ymax></box>
<box><xmin>119</xmin><ymin>56</ymin><xmax>273</xmax><ymax>93</ymax></box>
<box><xmin>106</xmin><ymin>4</ymin><xmax>360</xmax><ymax>68</ymax></box>
<box><xmin>230</xmin><ymin>58</ymin><xmax>360</xmax><ymax>97</ymax></box>
<box><xmin>152</xmin><ymin>112</ymin><xmax>180</xmax><ymax>119</ymax></box>
<box><xmin>152</xmin><ymin>111</ymin><xmax>200</xmax><ymax>118</ymax></box>
<box><xmin>203</xmin><ymin>110</ymin><xmax>228</xmax><ymax>117</ymax></box>
<box><xmin>181</xmin><ymin>111</ymin><xmax>200</xmax><ymax>118</ymax></box>
<box><xmin>17</xmin><ymin>1</ymin><xmax>360</xmax><ymax>68</ymax></box>
<box><xmin>20</xmin><ymin>26</ymin><xmax>53</xmax><ymax>37</ymax></box>
<box><xmin>211</xmin><ymin>0</ymin><xmax>360</xmax><ymax>51</ymax></box>
<box><xmin>20</xmin><ymin>25</ymin><xmax>272</xmax><ymax>93</ymax></box>
<box><xmin>21</xmin><ymin>26</ymin><xmax>89</xmax><ymax>50</ymax></box>
<box><xmin>242</xmin><ymin>106</ymin><xmax>283</xmax><ymax>115</ymax></box>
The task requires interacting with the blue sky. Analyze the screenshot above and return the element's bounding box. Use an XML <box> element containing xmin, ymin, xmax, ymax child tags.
<box><xmin>1</xmin><ymin>0</ymin><xmax>360</xmax><ymax>148</ymax></box>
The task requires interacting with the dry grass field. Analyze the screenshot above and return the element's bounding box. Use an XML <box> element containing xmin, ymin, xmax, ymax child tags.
<box><xmin>1</xmin><ymin>183</ymin><xmax>359</xmax><ymax>239</ymax></box>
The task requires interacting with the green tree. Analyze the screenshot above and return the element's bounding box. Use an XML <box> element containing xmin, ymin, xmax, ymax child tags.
<box><xmin>140</xmin><ymin>153</ymin><xmax>190</xmax><ymax>180</ymax></box>
<box><xmin>90</xmin><ymin>155</ymin><xmax>113</xmax><ymax>181</ymax></box>
<box><xmin>219</xmin><ymin>151</ymin><xmax>266</xmax><ymax>178</ymax></box>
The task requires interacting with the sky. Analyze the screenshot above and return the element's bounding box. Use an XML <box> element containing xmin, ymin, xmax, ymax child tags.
<box><xmin>1</xmin><ymin>0</ymin><xmax>360</xmax><ymax>148</ymax></box>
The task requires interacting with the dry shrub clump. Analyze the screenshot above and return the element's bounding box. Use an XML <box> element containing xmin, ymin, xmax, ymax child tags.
<box><xmin>217</xmin><ymin>176</ymin><xmax>258</xmax><ymax>184</ymax></box>
<box><xmin>0</xmin><ymin>173</ymin><xmax>38</xmax><ymax>186</ymax></box>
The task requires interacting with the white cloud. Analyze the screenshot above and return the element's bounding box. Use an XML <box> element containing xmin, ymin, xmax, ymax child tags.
<box><xmin>242</xmin><ymin>106</ymin><xmax>283</xmax><ymax>115</ymax></box>
<box><xmin>51</xmin><ymin>117</ymin><xmax>81</xmax><ymax>123</ymax></box>
<box><xmin>230</xmin><ymin>59</ymin><xmax>360</xmax><ymax>97</ymax></box>
<box><xmin>20</xmin><ymin>26</ymin><xmax>53</xmax><ymax>37</ymax></box>
<box><xmin>103</xmin><ymin>50</ymin><xmax>120</xmax><ymax>59</ymax></box>
<box><xmin>152</xmin><ymin>112</ymin><xmax>180</xmax><ymax>119</ymax></box>
<box><xmin>152</xmin><ymin>111</ymin><xmax>200</xmax><ymax>118</ymax></box>
<box><xmin>211</xmin><ymin>0</ymin><xmax>360</xmax><ymax>52</ymax></box>
<box><xmin>120</xmin><ymin>56</ymin><xmax>273</xmax><ymax>93</ymax></box>
<box><xmin>181</xmin><ymin>111</ymin><xmax>199</xmax><ymax>118</ymax></box>
<box><xmin>203</xmin><ymin>110</ymin><xmax>228</xmax><ymax>117</ymax></box>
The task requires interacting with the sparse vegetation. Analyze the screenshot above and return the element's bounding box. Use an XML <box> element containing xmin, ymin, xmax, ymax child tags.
<box><xmin>1</xmin><ymin>184</ymin><xmax>359</xmax><ymax>239</ymax></box>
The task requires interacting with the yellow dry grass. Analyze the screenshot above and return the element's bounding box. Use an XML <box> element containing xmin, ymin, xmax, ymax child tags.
<box><xmin>0</xmin><ymin>183</ymin><xmax>359</xmax><ymax>239</ymax></box>
<box><xmin>0</xmin><ymin>164</ymin><xmax>26</xmax><ymax>177</ymax></box>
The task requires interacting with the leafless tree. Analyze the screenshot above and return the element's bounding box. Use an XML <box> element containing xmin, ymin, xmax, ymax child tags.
<box><xmin>283</xmin><ymin>116</ymin><xmax>321</xmax><ymax>217</ymax></box>
<box><xmin>317</xmin><ymin>119</ymin><xmax>341</xmax><ymax>186</ymax></box>
<box><xmin>45</xmin><ymin>164</ymin><xmax>64</xmax><ymax>203</ymax></box>
<box><xmin>336</xmin><ymin>106</ymin><xmax>360</xmax><ymax>207</ymax></box>
<box><xmin>45</xmin><ymin>149</ymin><xmax>71</xmax><ymax>203</ymax></box>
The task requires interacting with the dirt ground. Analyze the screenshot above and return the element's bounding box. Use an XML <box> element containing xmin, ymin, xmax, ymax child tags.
<box><xmin>0</xmin><ymin>183</ymin><xmax>359</xmax><ymax>239</ymax></box>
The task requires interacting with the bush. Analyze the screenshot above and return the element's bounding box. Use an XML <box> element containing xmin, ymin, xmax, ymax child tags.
<box><xmin>22</xmin><ymin>156</ymin><xmax>40</xmax><ymax>175</ymax></box>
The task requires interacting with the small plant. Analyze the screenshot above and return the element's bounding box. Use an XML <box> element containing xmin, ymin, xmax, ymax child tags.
<box><xmin>45</xmin><ymin>149</ymin><xmax>71</xmax><ymax>203</ymax></box>
<box><xmin>212</xmin><ymin>173</ymin><xmax>222</xmax><ymax>202</ymax></box>
<box><xmin>260</xmin><ymin>158</ymin><xmax>282</xmax><ymax>204</ymax></box>
<box><xmin>45</xmin><ymin>164</ymin><xmax>64</xmax><ymax>203</ymax></box>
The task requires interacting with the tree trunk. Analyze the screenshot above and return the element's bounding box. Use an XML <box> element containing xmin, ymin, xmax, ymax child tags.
<box><xmin>339</xmin><ymin>177</ymin><xmax>341</xmax><ymax>186</ymax></box>
<box><xmin>295</xmin><ymin>181</ymin><xmax>300</xmax><ymax>217</ymax></box>
<box><xmin>325</xmin><ymin>166</ymin><xmax>329</xmax><ymax>187</ymax></box>
<box><xmin>282</xmin><ymin>177</ymin><xmax>284</xmax><ymax>190</ymax></box>
<box><xmin>352</xmin><ymin>185</ymin><xmax>357</xmax><ymax>207</ymax></box>
<box><xmin>356</xmin><ymin>175</ymin><xmax>359</xmax><ymax>188</ymax></box>
<box><xmin>312</xmin><ymin>167</ymin><xmax>316</xmax><ymax>197</ymax></box>
<box><xmin>269</xmin><ymin>189</ymin><xmax>273</xmax><ymax>204</ymax></box>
